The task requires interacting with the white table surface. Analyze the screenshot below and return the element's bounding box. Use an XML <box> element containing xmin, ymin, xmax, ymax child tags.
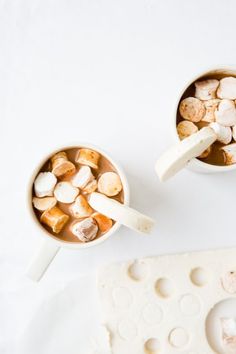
<box><xmin>1</xmin><ymin>0</ymin><xmax>236</xmax><ymax>352</ymax></box>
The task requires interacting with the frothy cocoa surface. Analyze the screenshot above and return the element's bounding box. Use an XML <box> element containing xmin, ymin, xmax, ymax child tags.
<box><xmin>33</xmin><ymin>147</ymin><xmax>124</xmax><ymax>243</ymax></box>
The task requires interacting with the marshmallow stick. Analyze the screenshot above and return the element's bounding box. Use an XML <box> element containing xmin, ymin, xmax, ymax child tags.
<box><xmin>89</xmin><ymin>192</ymin><xmax>155</xmax><ymax>234</ymax></box>
<box><xmin>155</xmin><ymin>127</ymin><xmax>217</xmax><ymax>182</ymax></box>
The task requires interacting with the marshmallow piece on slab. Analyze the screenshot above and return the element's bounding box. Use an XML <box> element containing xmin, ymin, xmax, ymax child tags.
<box><xmin>215</xmin><ymin>99</ymin><xmax>236</xmax><ymax>127</ymax></box>
<box><xmin>202</xmin><ymin>99</ymin><xmax>220</xmax><ymax>122</ymax></box>
<box><xmin>83</xmin><ymin>179</ymin><xmax>98</xmax><ymax>193</ymax></box>
<box><xmin>93</xmin><ymin>213</ymin><xmax>113</xmax><ymax>233</ymax></box>
<box><xmin>70</xmin><ymin>195</ymin><xmax>93</xmax><ymax>218</ymax></box>
<box><xmin>40</xmin><ymin>206</ymin><xmax>69</xmax><ymax>233</ymax></box>
<box><xmin>210</xmin><ymin>122</ymin><xmax>232</xmax><ymax>144</ymax></box>
<box><xmin>98</xmin><ymin>172</ymin><xmax>122</xmax><ymax>197</ymax></box>
<box><xmin>71</xmin><ymin>166</ymin><xmax>94</xmax><ymax>188</ymax></box>
<box><xmin>179</xmin><ymin>97</ymin><xmax>205</xmax><ymax>122</ymax></box>
<box><xmin>32</xmin><ymin>196</ymin><xmax>57</xmax><ymax>211</ymax></box>
<box><xmin>217</xmin><ymin>77</ymin><xmax>236</xmax><ymax>99</ymax></box>
<box><xmin>177</xmin><ymin>121</ymin><xmax>198</xmax><ymax>140</ymax></box>
<box><xmin>76</xmin><ymin>148</ymin><xmax>100</xmax><ymax>169</ymax></box>
<box><xmin>34</xmin><ymin>172</ymin><xmax>57</xmax><ymax>197</ymax></box>
<box><xmin>221</xmin><ymin>143</ymin><xmax>236</xmax><ymax>165</ymax></box>
<box><xmin>195</xmin><ymin>79</ymin><xmax>219</xmax><ymax>100</ymax></box>
<box><xmin>221</xmin><ymin>318</ymin><xmax>236</xmax><ymax>352</ymax></box>
<box><xmin>54</xmin><ymin>182</ymin><xmax>79</xmax><ymax>203</ymax></box>
<box><xmin>71</xmin><ymin>217</ymin><xmax>98</xmax><ymax>242</ymax></box>
<box><xmin>221</xmin><ymin>271</ymin><xmax>236</xmax><ymax>294</ymax></box>
<box><xmin>51</xmin><ymin>151</ymin><xmax>76</xmax><ymax>178</ymax></box>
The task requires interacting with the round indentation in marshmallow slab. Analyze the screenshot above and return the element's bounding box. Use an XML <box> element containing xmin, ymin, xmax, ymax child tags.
<box><xmin>118</xmin><ymin>319</ymin><xmax>137</xmax><ymax>340</ymax></box>
<box><xmin>128</xmin><ymin>260</ymin><xmax>148</xmax><ymax>281</ymax></box>
<box><xmin>144</xmin><ymin>338</ymin><xmax>160</xmax><ymax>353</ymax></box>
<box><xmin>112</xmin><ymin>287</ymin><xmax>133</xmax><ymax>309</ymax></box>
<box><xmin>169</xmin><ymin>327</ymin><xmax>189</xmax><ymax>348</ymax></box>
<box><xmin>142</xmin><ymin>303</ymin><xmax>163</xmax><ymax>325</ymax></box>
<box><xmin>190</xmin><ymin>267</ymin><xmax>208</xmax><ymax>287</ymax></box>
<box><xmin>179</xmin><ymin>294</ymin><xmax>201</xmax><ymax>316</ymax></box>
<box><xmin>155</xmin><ymin>278</ymin><xmax>174</xmax><ymax>298</ymax></box>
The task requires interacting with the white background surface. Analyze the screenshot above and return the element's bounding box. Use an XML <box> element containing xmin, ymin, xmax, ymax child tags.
<box><xmin>1</xmin><ymin>0</ymin><xmax>236</xmax><ymax>352</ymax></box>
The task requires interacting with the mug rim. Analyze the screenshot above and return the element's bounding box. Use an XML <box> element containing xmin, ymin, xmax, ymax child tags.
<box><xmin>27</xmin><ymin>142</ymin><xmax>130</xmax><ymax>249</ymax></box>
<box><xmin>173</xmin><ymin>65</ymin><xmax>236</xmax><ymax>172</ymax></box>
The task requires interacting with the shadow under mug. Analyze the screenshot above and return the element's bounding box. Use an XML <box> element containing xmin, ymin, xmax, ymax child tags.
<box><xmin>26</xmin><ymin>143</ymin><xmax>130</xmax><ymax>281</ymax></box>
<box><xmin>155</xmin><ymin>66</ymin><xmax>236</xmax><ymax>182</ymax></box>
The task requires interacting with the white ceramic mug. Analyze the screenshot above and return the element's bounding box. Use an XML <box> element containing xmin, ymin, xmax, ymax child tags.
<box><xmin>155</xmin><ymin>66</ymin><xmax>236</xmax><ymax>181</ymax></box>
<box><xmin>27</xmin><ymin>143</ymin><xmax>154</xmax><ymax>281</ymax></box>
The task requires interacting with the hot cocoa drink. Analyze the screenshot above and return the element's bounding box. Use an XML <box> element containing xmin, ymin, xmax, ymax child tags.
<box><xmin>32</xmin><ymin>147</ymin><xmax>124</xmax><ymax>243</ymax></box>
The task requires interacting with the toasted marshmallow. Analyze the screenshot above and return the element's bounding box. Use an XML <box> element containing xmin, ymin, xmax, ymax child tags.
<box><xmin>93</xmin><ymin>213</ymin><xmax>113</xmax><ymax>233</ymax></box>
<box><xmin>195</xmin><ymin>79</ymin><xmax>219</xmax><ymax>100</ymax></box>
<box><xmin>51</xmin><ymin>151</ymin><xmax>76</xmax><ymax>178</ymax></box>
<box><xmin>179</xmin><ymin>97</ymin><xmax>205</xmax><ymax>122</ymax></box>
<box><xmin>198</xmin><ymin>146</ymin><xmax>212</xmax><ymax>159</ymax></box>
<box><xmin>83</xmin><ymin>179</ymin><xmax>98</xmax><ymax>194</ymax></box>
<box><xmin>221</xmin><ymin>318</ymin><xmax>236</xmax><ymax>351</ymax></box>
<box><xmin>71</xmin><ymin>166</ymin><xmax>94</xmax><ymax>188</ymax></box>
<box><xmin>70</xmin><ymin>195</ymin><xmax>93</xmax><ymax>218</ymax></box>
<box><xmin>215</xmin><ymin>99</ymin><xmax>236</xmax><ymax>127</ymax></box>
<box><xmin>71</xmin><ymin>217</ymin><xmax>98</xmax><ymax>242</ymax></box>
<box><xmin>177</xmin><ymin>121</ymin><xmax>198</xmax><ymax>140</ymax></box>
<box><xmin>202</xmin><ymin>99</ymin><xmax>220</xmax><ymax>122</ymax></box>
<box><xmin>232</xmin><ymin>125</ymin><xmax>236</xmax><ymax>141</ymax></box>
<box><xmin>221</xmin><ymin>143</ymin><xmax>236</xmax><ymax>165</ymax></box>
<box><xmin>32</xmin><ymin>196</ymin><xmax>57</xmax><ymax>211</ymax></box>
<box><xmin>210</xmin><ymin>122</ymin><xmax>232</xmax><ymax>144</ymax></box>
<box><xmin>54</xmin><ymin>182</ymin><xmax>79</xmax><ymax>203</ymax></box>
<box><xmin>40</xmin><ymin>206</ymin><xmax>69</xmax><ymax>233</ymax></box>
<box><xmin>75</xmin><ymin>148</ymin><xmax>100</xmax><ymax>169</ymax></box>
<box><xmin>34</xmin><ymin>172</ymin><xmax>57</xmax><ymax>198</ymax></box>
<box><xmin>221</xmin><ymin>271</ymin><xmax>236</xmax><ymax>294</ymax></box>
<box><xmin>217</xmin><ymin>77</ymin><xmax>236</xmax><ymax>99</ymax></box>
<box><xmin>98</xmin><ymin>172</ymin><xmax>122</xmax><ymax>197</ymax></box>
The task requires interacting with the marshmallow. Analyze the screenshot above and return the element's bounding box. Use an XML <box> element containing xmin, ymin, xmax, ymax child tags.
<box><xmin>54</xmin><ymin>181</ymin><xmax>79</xmax><ymax>203</ymax></box>
<box><xmin>210</xmin><ymin>122</ymin><xmax>232</xmax><ymax>144</ymax></box>
<box><xmin>217</xmin><ymin>77</ymin><xmax>236</xmax><ymax>99</ymax></box>
<box><xmin>83</xmin><ymin>179</ymin><xmax>98</xmax><ymax>194</ymax></box>
<box><xmin>40</xmin><ymin>206</ymin><xmax>69</xmax><ymax>234</ymax></box>
<box><xmin>221</xmin><ymin>318</ymin><xmax>236</xmax><ymax>351</ymax></box>
<box><xmin>215</xmin><ymin>99</ymin><xmax>236</xmax><ymax>127</ymax></box>
<box><xmin>75</xmin><ymin>148</ymin><xmax>100</xmax><ymax>169</ymax></box>
<box><xmin>179</xmin><ymin>97</ymin><xmax>205</xmax><ymax>122</ymax></box>
<box><xmin>195</xmin><ymin>79</ymin><xmax>219</xmax><ymax>100</ymax></box>
<box><xmin>71</xmin><ymin>217</ymin><xmax>98</xmax><ymax>242</ymax></box>
<box><xmin>221</xmin><ymin>271</ymin><xmax>236</xmax><ymax>294</ymax></box>
<box><xmin>221</xmin><ymin>143</ymin><xmax>236</xmax><ymax>165</ymax></box>
<box><xmin>232</xmin><ymin>125</ymin><xmax>236</xmax><ymax>141</ymax></box>
<box><xmin>202</xmin><ymin>99</ymin><xmax>220</xmax><ymax>122</ymax></box>
<box><xmin>34</xmin><ymin>172</ymin><xmax>57</xmax><ymax>197</ymax></box>
<box><xmin>98</xmin><ymin>172</ymin><xmax>122</xmax><ymax>197</ymax></box>
<box><xmin>198</xmin><ymin>146</ymin><xmax>212</xmax><ymax>159</ymax></box>
<box><xmin>93</xmin><ymin>213</ymin><xmax>113</xmax><ymax>233</ymax></box>
<box><xmin>177</xmin><ymin>121</ymin><xmax>198</xmax><ymax>140</ymax></box>
<box><xmin>32</xmin><ymin>196</ymin><xmax>57</xmax><ymax>211</ymax></box>
<box><xmin>71</xmin><ymin>166</ymin><xmax>94</xmax><ymax>188</ymax></box>
<box><xmin>51</xmin><ymin>151</ymin><xmax>76</xmax><ymax>178</ymax></box>
<box><xmin>70</xmin><ymin>195</ymin><xmax>93</xmax><ymax>218</ymax></box>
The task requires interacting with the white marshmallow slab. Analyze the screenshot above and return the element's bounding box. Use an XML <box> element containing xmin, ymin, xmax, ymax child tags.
<box><xmin>98</xmin><ymin>248</ymin><xmax>236</xmax><ymax>354</ymax></box>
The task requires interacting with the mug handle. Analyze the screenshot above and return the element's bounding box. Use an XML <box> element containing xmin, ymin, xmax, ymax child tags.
<box><xmin>89</xmin><ymin>192</ymin><xmax>155</xmax><ymax>234</ymax></box>
<box><xmin>155</xmin><ymin>127</ymin><xmax>217</xmax><ymax>182</ymax></box>
<box><xmin>26</xmin><ymin>239</ymin><xmax>60</xmax><ymax>281</ymax></box>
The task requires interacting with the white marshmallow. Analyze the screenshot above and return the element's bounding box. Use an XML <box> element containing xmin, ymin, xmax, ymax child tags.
<box><xmin>195</xmin><ymin>79</ymin><xmax>219</xmax><ymax>100</ymax></box>
<box><xmin>32</xmin><ymin>196</ymin><xmax>57</xmax><ymax>211</ymax></box>
<box><xmin>179</xmin><ymin>97</ymin><xmax>205</xmax><ymax>122</ymax></box>
<box><xmin>232</xmin><ymin>125</ymin><xmax>236</xmax><ymax>141</ymax></box>
<box><xmin>221</xmin><ymin>143</ymin><xmax>236</xmax><ymax>165</ymax></box>
<box><xmin>177</xmin><ymin>121</ymin><xmax>198</xmax><ymax>140</ymax></box>
<box><xmin>202</xmin><ymin>99</ymin><xmax>220</xmax><ymax>122</ymax></box>
<box><xmin>71</xmin><ymin>217</ymin><xmax>98</xmax><ymax>242</ymax></box>
<box><xmin>34</xmin><ymin>172</ymin><xmax>57</xmax><ymax>198</ymax></box>
<box><xmin>210</xmin><ymin>122</ymin><xmax>232</xmax><ymax>144</ymax></box>
<box><xmin>70</xmin><ymin>195</ymin><xmax>93</xmax><ymax>218</ymax></box>
<box><xmin>98</xmin><ymin>172</ymin><xmax>122</xmax><ymax>197</ymax></box>
<box><xmin>215</xmin><ymin>99</ymin><xmax>236</xmax><ymax>127</ymax></box>
<box><xmin>54</xmin><ymin>182</ymin><xmax>79</xmax><ymax>203</ymax></box>
<box><xmin>71</xmin><ymin>166</ymin><xmax>94</xmax><ymax>189</ymax></box>
<box><xmin>217</xmin><ymin>77</ymin><xmax>236</xmax><ymax>99</ymax></box>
